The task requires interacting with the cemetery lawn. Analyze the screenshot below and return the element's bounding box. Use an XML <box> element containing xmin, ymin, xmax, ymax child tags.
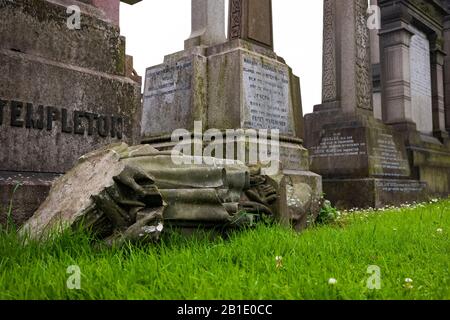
<box><xmin>0</xmin><ymin>200</ymin><xmax>449</xmax><ymax>300</ymax></box>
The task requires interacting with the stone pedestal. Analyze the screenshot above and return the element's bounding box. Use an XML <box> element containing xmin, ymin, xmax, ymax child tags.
<box><xmin>141</xmin><ymin>0</ymin><xmax>322</xmax><ymax>229</ymax></box>
<box><xmin>305</xmin><ymin>0</ymin><xmax>431</xmax><ymax>209</ymax></box>
<box><xmin>377</xmin><ymin>0</ymin><xmax>450</xmax><ymax>198</ymax></box>
<box><xmin>0</xmin><ymin>0</ymin><xmax>142</xmax><ymax>225</ymax></box>
<box><xmin>305</xmin><ymin>110</ymin><xmax>428</xmax><ymax>208</ymax></box>
<box><xmin>141</xmin><ymin>39</ymin><xmax>322</xmax><ymax>229</ymax></box>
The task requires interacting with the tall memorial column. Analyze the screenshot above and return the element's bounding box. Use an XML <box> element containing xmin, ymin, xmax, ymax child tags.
<box><xmin>141</xmin><ymin>0</ymin><xmax>322</xmax><ymax>230</ymax></box>
<box><xmin>370</xmin><ymin>0</ymin><xmax>383</xmax><ymax>120</ymax></box>
<box><xmin>304</xmin><ymin>0</ymin><xmax>428</xmax><ymax>209</ymax></box>
<box><xmin>228</xmin><ymin>0</ymin><xmax>274</xmax><ymax>50</ymax></box>
<box><xmin>185</xmin><ymin>0</ymin><xmax>227</xmax><ymax>49</ymax></box>
<box><xmin>319</xmin><ymin>0</ymin><xmax>373</xmax><ymax>114</ymax></box>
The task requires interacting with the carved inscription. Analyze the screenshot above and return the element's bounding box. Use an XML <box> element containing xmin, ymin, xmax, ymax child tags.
<box><xmin>409</xmin><ymin>26</ymin><xmax>433</xmax><ymax>135</ymax></box>
<box><xmin>310</xmin><ymin>132</ymin><xmax>366</xmax><ymax>158</ymax></box>
<box><xmin>322</xmin><ymin>0</ymin><xmax>337</xmax><ymax>102</ymax></box>
<box><xmin>371</xmin><ymin>133</ymin><xmax>409</xmax><ymax>176</ymax></box>
<box><xmin>0</xmin><ymin>99</ymin><xmax>123</xmax><ymax>138</ymax></box>
<box><xmin>242</xmin><ymin>54</ymin><xmax>293</xmax><ymax>134</ymax></box>
<box><xmin>144</xmin><ymin>61</ymin><xmax>193</xmax><ymax>98</ymax></box>
<box><xmin>142</xmin><ymin>59</ymin><xmax>194</xmax><ymax>136</ymax></box>
<box><xmin>355</xmin><ymin>0</ymin><xmax>372</xmax><ymax>110</ymax></box>
<box><xmin>376</xmin><ymin>180</ymin><xmax>425</xmax><ymax>193</ymax></box>
<box><xmin>229</xmin><ymin>0</ymin><xmax>242</xmax><ymax>40</ymax></box>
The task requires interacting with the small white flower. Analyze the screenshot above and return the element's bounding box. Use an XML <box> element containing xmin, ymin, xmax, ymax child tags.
<box><xmin>275</xmin><ymin>256</ymin><xmax>283</xmax><ymax>269</ymax></box>
<box><xmin>403</xmin><ymin>278</ymin><xmax>414</xmax><ymax>289</ymax></box>
<box><xmin>328</xmin><ymin>278</ymin><xmax>337</xmax><ymax>285</ymax></box>
<box><xmin>437</xmin><ymin>228</ymin><xmax>443</xmax><ymax>233</ymax></box>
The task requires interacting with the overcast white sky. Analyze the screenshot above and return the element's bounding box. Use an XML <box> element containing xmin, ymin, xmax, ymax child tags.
<box><xmin>120</xmin><ymin>0</ymin><xmax>324</xmax><ymax>115</ymax></box>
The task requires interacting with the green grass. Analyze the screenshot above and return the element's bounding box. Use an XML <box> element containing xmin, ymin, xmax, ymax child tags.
<box><xmin>0</xmin><ymin>200</ymin><xmax>449</xmax><ymax>300</ymax></box>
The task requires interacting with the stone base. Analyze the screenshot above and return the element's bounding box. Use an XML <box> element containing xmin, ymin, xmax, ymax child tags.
<box><xmin>323</xmin><ymin>178</ymin><xmax>428</xmax><ymax>209</ymax></box>
<box><xmin>0</xmin><ymin>171</ymin><xmax>59</xmax><ymax>226</ymax></box>
<box><xmin>142</xmin><ymin>135</ymin><xmax>322</xmax><ymax>231</ymax></box>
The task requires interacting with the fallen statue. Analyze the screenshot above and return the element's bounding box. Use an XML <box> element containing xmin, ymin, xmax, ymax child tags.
<box><xmin>21</xmin><ymin>143</ymin><xmax>289</xmax><ymax>245</ymax></box>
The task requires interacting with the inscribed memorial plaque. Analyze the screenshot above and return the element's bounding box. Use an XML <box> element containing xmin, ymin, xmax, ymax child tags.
<box><xmin>142</xmin><ymin>59</ymin><xmax>194</xmax><ymax>137</ymax></box>
<box><xmin>242</xmin><ymin>53</ymin><xmax>294</xmax><ymax>135</ymax></box>
<box><xmin>410</xmin><ymin>27</ymin><xmax>433</xmax><ymax>135</ymax></box>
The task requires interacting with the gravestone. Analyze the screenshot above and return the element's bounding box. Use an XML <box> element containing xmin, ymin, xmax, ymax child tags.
<box><xmin>409</xmin><ymin>26</ymin><xmax>433</xmax><ymax>135</ymax></box>
<box><xmin>304</xmin><ymin>0</ymin><xmax>428</xmax><ymax>209</ymax></box>
<box><xmin>228</xmin><ymin>0</ymin><xmax>274</xmax><ymax>49</ymax></box>
<box><xmin>378</xmin><ymin>0</ymin><xmax>450</xmax><ymax>198</ymax></box>
<box><xmin>0</xmin><ymin>0</ymin><xmax>142</xmax><ymax>225</ymax></box>
<box><xmin>141</xmin><ymin>0</ymin><xmax>322</xmax><ymax>230</ymax></box>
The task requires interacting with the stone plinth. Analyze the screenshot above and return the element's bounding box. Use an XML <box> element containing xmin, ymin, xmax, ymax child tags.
<box><xmin>141</xmin><ymin>37</ymin><xmax>322</xmax><ymax>229</ymax></box>
<box><xmin>304</xmin><ymin>0</ymin><xmax>438</xmax><ymax>209</ymax></box>
<box><xmin>0</xmin><ymin>0</ymin><xmax>142</xmax><ymax>225</ymax></box>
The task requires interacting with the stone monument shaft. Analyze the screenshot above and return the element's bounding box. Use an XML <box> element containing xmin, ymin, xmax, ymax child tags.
<box><xmin>321</xmin><ymin>0</ymin><xmax>373</xmax><ymax>112</ymax></box>
<box><xmin>228</xmin><ymin>0</ymin><xmax>274</xmax><ymax>49</ymax></box>
<box><xmin>185</xmin><ymin>0</ymin><xmax>226</xmax><ymax>48</ymax></box>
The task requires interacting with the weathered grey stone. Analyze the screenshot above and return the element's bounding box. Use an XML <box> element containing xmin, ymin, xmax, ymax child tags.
<box><xmin>185</xmin><ymin>0</ymin><xmax>227</xmax><ymax>49</ymax></box>
<box><xmin>141</xmin><ymin>50</ymin><xmax>207</xmax><ymax>138</ymax></box>
<box><xmin>0</xmin><ymin>0</ymin><xmax>142</xmax><ymax>225</ymax></box>
<box><xmin>141</xmin><ymin>2</ymin><xmax>322</xmax><ymax>228</ymax></box>
<box><xmin>21</xmin><ymin>143</ymin><xmax>287</xmax><ymax>242</ymax></box>
<box><xmin>304</xmin><ymin>0</ymin><xmax>447</xmax><ymax>209</ymax></box>
<box><xmin>228</xmin><ymin>0</ymin><xmax>274</xmax><ymax>50</ymax></box>
<box><xmin>320</xmin><ymin>0</ymin><xmax>373</xmax><ymax>113</ymax></box>
<box><xmin>443</xmin><ymin>12</ymin><xmax>450</xmax><ymax>133</ymax></box>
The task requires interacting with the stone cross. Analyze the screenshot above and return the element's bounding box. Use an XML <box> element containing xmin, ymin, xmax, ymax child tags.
<box><xmin>228</xmin><ymin>0</ymin><xmax>274</xmax><ymax>50</ymax></box>
<box><xmin>321</xmin><ymin>0</ymin><xmax>373</xmax><ymax>113</ymax></box>
<box><xmin>185</xmin><ymin>0</ymin><xmax>226</xmax><ymax>49</ymax></box>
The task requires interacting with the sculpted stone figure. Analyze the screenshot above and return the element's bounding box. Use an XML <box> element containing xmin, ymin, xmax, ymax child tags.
<box><xmin>21</xmin><ymin>143</ymin><xmax>279</xmax><ymax>245</ymax></box>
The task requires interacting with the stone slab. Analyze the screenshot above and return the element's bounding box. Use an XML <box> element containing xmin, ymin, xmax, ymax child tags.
<box><xmin>0</xmin><ymin>50</ymin><xmax>142</xmax><ymax>173</ymax></box>
<box><xmin>141</xmin><ymin>55</ymin><xmax>207</xmax><ymax>138</ymax></box>
<box><xmin>308</xmin><ymin>123</ymin><xmax>411</xmax><ymax>179</ymax></box>
<box><xmin>0</xmin><ymin>172</ymin><xmax>59</xmax><ymax>226</ymax></box>
<box><xmin>208</xmin><ymin>45</ymin><xmax>301</xmax><ymax>137</ymax></box>
<box><xmin>0</xmin><ymin>0</ymin><xmax>127</xmax><ymax>76</ymax></box>
<box><xmin>409</xmin><ymin>26</ymin><xmax>433</xmax><ymax>135</ymax></box>
<box><xmin>323</xmin><ymin>178</ymin><xmax>428</xmax><ymax>209</ymax></box>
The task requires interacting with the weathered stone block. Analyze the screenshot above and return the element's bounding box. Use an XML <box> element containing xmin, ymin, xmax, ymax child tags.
<box><xmin>141</xmin><ymin>50</ymin><xmax>207</xmax><ymax>138</ymax></box>
<box><xmin>0</xmin><ymin>50</ymin><xmax>142</xmax><ymax>173</ymax></box>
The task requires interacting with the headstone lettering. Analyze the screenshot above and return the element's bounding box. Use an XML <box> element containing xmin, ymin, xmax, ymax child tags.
<box><xmin>46</xmin><ymin>106</ymin><xmax>60</xmax><ymax>131</ymax></box>
<box><xmin>97</xmin><ymin>116</ymin><xmax>110</xmax><ymax>137</ymax></box>
<box><xmin>73</xmin><ymin>111</ymin><xmax>85</xmax><ymax>135</ymax></box>
<box><xmin>61</xmin><ymin>108</ymin><xmax>73</xmax><ymax>133</ymax></box>
<box><xmin>409</xmin><ymin>26</ymin><xmax>433</xmax><ymax>135</ymax></box>
<box><xmin>10</xmin><ymin>101</ymin><xmax>24</xmax><ymax>127</ymax></box>
<box><xmin>26</xmin><ymin>104</ymin><xmax>45</xmax><ymax>130</ymax></box>
<box><xmin>85</xmin><ymin>112</ymin><xmax>99</xmax><ymax>136</ymax></box>
<box><xmin>242</xmin><ymin>54</ymin><xmax>293</xmax><ymax>134</ymax></box>
<box><xmin>0</xmin><ymin>99</ymin><xmax>6</xmax><ymax>126</ymax></box>
<box><xmin>311</xmin><ymin>133</ymin><xmax>366</xmax><ymax>158</ymax></box>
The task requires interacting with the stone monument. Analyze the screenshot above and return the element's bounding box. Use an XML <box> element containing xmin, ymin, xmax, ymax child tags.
<box><xmin>141</xmin><ymin>0</ymin><xmax>322</xmax><ymax>230</ymax></box>
<box><xmin>305</xmin><ymin>0</ymin><xmax>450</xmax><ymax>209</ymax></box>
<box><xmin>377</xmin><ymin>0</ymin><xmax>450</xmax><ymax>198</ymax></box>
<box><xmin>0</xmin><ymin>0</ymin><xmax>143</xmax><ymax>225</ymax></box>
<box><xmin>305</xmin><ymin>0</ymin><xmax>429</xmax><ymax>209</ymax></box>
